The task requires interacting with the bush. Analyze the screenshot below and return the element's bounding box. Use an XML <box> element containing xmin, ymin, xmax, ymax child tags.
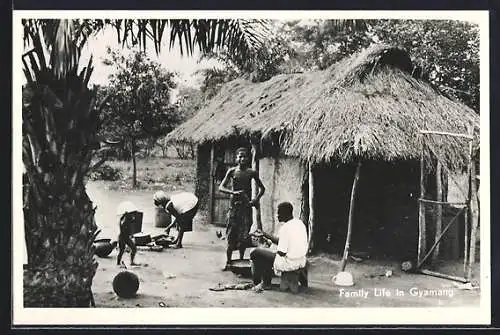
<box><xmin>89</xmin><ymin>164</ymin><xmax>122</xmax><ymax>181</ymax></box>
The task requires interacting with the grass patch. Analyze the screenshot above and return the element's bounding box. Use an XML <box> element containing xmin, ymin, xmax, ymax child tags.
<box><xmin>103</xmin><ymin>157</ymin><xmax>197</xmax><ymax>192</ymax></box>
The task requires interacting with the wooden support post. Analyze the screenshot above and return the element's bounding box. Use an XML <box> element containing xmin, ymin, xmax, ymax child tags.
<box><xmin>464</xmin><ymin>130</ymin><xmax>473</xmax><ymax>276</ymax></box>
<box><xmin>467</xmin><ymin>152</ymin><xmax>479</xmax><ymax>279</ymax></box>
<box><xmin>433</xmin><ymin>161</ymin><xmax>443</xmax><ymax>261</ymax></box>
<box><xmin>463</xmin><ymin>205</ymin><xmax>469</xmax><ymax>274</ymax></box>
<box><xmin>208</xmin><ymin>143</ymin><xmax>215</xmax><ymax>226</ymax></box>
<box><xmin>251</xmin><ymin>143</ymin><xmax>262</xmax><ymax>230</ymax></box>
<box><xmin>307</xmin><ymin>162</ymin><xmax>315</xmax><ymax>253</ymax></box>
<box><xmin>340</xmin><ymin>161</ymin><xmax>361</xmax><ymax>272</ymax></box>
<box><xmin>418</xmin><ymin>138</ymin><xmax>427</xmax><ymax>265</ymax></box>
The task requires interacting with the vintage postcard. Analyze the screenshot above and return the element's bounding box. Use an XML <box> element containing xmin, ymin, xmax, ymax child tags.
<box><xmin>12</xmin><ymin>10</ymin><xmax>490</xmax><ymax>325</ymax></box>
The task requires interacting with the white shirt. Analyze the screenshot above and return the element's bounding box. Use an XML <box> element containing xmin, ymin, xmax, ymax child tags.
<box><xmin>273</xmin><ymin>218</ymin><xmax>308</xmax><ymax>275</ymax></box>
<box><xmin>168</xmin><ymin>192</ymin><xmax>198</xmax><ymax>215</ymax></box>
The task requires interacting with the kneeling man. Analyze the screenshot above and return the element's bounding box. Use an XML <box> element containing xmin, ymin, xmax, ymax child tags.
<box><xmin>250</xmin><ymin>202</ymin><xmax>308</xmax><ymax>290</ymax></box>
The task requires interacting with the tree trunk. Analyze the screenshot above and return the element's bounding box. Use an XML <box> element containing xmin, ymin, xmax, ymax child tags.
<box><xmin>132</xmin><ymin>138</ymin><xmax>138</xmax><ymax>188</ymax></box>
<box><xmin>23</xmin><ymin>179</ymin><xmax>99</xmax><ymax>307</ymax></box>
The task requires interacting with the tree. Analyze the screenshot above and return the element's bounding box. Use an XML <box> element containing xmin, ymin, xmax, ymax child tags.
<box><xmin>195</xmin><ymin>34</ymin><xmax>294</xmax><ymax>100</ymax></box>
<box><xmin>281</xmin><ymin>19</ymin><xmax>479</xmax><ymax>111</ymax></box>
<box><xmin>280</xmin><ymin>19</ymin><xmax>375</xmax><ymax>71</ymax></box>
<box><xmin>166</xmin><ymin>85</ymin><xmax>206</xmax><ymax>159</ymax></box>
<box><xmin>21</xmin><ymin>18</ymin><xmax>269</xmax><ymax>307</ymax></box>
<box><xmin>372</xmin><ymin>20</ymin><xmax>479</xmax><ymax>111</ymax></box>
<box><xmin>98</xmin><ymin>49</ymin><xmax>180</xmax><ymax>187</ymax></box>
<box><xmin>195</xmin><ymin>20</ymin><xmax>374</xmax><ymax>98</ymax></box>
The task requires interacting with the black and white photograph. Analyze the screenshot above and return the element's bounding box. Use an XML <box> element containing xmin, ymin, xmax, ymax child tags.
<box><xmin>12</xmin><ymin>10</ymin><xmax>490</xmax><ymax>325</ymax></box>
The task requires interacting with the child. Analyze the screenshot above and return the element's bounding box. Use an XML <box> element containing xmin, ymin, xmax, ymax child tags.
<box><xmin>116</xmin><ymin>201</ymin><xmax>139</xmax><ymax>267</ymax></box>
<box><xmin>218</xmin><ymin>147</ymin><xmax>265</xmax><ymax>270</ymax></box>
<box><xmin>153</xmin><ymin>190</ymin><xmax>199</xmax><ymax>249</ymax></box>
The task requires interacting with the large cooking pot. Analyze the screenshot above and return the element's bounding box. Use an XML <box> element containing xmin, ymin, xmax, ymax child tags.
<box><xmin>94</xmin><ymin>238</ymin><xmax>116</xmax><ymax>258</ymax></box>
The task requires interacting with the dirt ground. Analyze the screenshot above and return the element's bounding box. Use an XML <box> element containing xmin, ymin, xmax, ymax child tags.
<box><xmin>86</xmin><ymin>180</ymin><xmax>481</xmax><ymax>308</ymax></box>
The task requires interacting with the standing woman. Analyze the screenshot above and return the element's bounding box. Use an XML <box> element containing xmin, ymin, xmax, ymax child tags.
<box><xmin>153</xmin><ymin>191</ymin><xmax>199</xmax><ymax>249</ymax></box>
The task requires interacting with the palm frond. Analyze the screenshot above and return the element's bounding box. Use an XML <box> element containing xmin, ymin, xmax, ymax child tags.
<box><xmin>113</xmin><ymin>19</ymin><xmax>270</xmax><ymax>65</ymax></box>
<box><xmin>22</xmin><ymin>19</ymin><xmax>89</xmax><ymax>79</ymax></box>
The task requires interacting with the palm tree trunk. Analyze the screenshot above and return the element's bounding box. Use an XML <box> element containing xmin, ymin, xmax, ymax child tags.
<box><xmin>22</xmin><ymin>43</ymin><xmax>101</xmax><ymax>306</ymax></box>
<box><xmin>23</xmin><ymin>177</ymin><xmax>99</xmax><ymax>307</ymax></box>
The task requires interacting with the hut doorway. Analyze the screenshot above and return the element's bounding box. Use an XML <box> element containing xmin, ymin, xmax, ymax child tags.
<box><xmin>313</xmin><ymin>161</ymin><xmax>420</xmax><ymax>260</ymax></box>
<box><xmin>210</xmin><ymin>146</ymin><xmax>237</xmax><ymax>227</ymax></box>
<box><xmin>208</xmin><ymin>141</ymin><xmax>251</xmax><ymax>227</ymax></box>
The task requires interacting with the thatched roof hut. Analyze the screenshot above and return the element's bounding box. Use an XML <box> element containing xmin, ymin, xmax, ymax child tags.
<box><xmin>167</xmin><ymin>44</ymin><xmax>479</xmax><ymax>261</ymax></box>
<box><xmin>168</xmin><ymin>44</ymin><xmax>479</xmax><ymax>170</ymax></box>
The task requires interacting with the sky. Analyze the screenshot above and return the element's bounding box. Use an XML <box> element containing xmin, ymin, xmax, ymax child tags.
<box><xmin>78</xmin><ymin>27</ymin><xmax>221</xmax><ymax>90</ymax></box>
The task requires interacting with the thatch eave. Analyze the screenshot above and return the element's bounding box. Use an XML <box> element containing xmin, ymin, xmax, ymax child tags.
<box><xmin>166</xmin><ymin>44</ymin><xmax>479</xmax><ymax>169</ymax></box>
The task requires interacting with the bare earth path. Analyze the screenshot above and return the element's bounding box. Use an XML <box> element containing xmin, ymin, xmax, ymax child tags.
<box><xmin>86</xmin><ymin>181</ymin><xmax>481</xmax><ymax>308</ymax></box>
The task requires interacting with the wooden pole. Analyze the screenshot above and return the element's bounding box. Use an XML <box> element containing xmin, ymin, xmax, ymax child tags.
<box><xmin>464</xmin><ymin>130</ymin><xmax>473</xmax><ymax>276</ymax></box>
<box><xmin>419</xmin><ymin>269</ymin><xmax>469</xmax><ymax>283</ymax></box>
<box><xmin>419</xmin><ymin>130</ymin><xmax>474</xmax><ymax>140</ymax></box>
<box><xmin>433</xmin><ymin>161</ymin><xmax>443</xmax><ymax>261</ymax></box>
<box><xmin>463</xmin><ymin>205</ymin><xmax>469</xmax><ymax>274</ymax></box>
<box><xmin>251</xmin><ymin>143</ymin><xmax>262</xmax><ymax>230</ymax></box>
<box><xmin>208</xmin><ymin>143</ymin><xmax>215</xmax><ymax>226</ymax></box>
<box><xmin>307</xmin><ymin>162</ymin><xmax>315</xmax><ymax>253</ymax></box>
<box><xmin>467</xmin><ymin>151</ymin><xmax>479</xmax><ymax>279</ymax></box>
<box><xmin>340</xmin><ymin>161</ymin><xmax>361</xmax><ymax>272</ymax></box>
<box><xmin>417</xmin><ymin>206</ymin><xmax>465</xmax><ymax>268</ymax></box>
<box><xmin>418</xmin><ymin>137</ymin><xmax>427</xmax><ymax>265</ymax></box>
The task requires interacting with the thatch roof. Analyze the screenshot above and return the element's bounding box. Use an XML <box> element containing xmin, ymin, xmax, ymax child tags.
<box><xmin>167</xmin><ymin>44</ymin><xmax>479</xmax><ymax>169</ymax></box>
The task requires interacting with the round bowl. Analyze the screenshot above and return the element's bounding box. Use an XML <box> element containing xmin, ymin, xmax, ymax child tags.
<box><xmin>113</xmin><ymin>271</ymin><xmax>140</xmax><ymax>298</ymax></box>
<box><xmin>94</xmin><ymin>239</ymin><xmax>115</xmax><ymax>258</ymax></box>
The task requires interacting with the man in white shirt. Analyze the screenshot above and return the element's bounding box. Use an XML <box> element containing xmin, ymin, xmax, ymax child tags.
<box><xmin>250</xmin><ymin>202</ymin><xmax>308</xmax><ymax>290</ymax></box>
<box><xmin>153</xmin><ymin>191</ymin><xmax>199</xmax><ymax>249</ymax></box>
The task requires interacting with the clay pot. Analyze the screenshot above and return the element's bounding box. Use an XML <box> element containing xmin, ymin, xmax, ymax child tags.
<box><xmin>113</xmin><ymin>271</ymin><xmax>139</xmax><ymax>298</ymax></box>
<box><xmin>94</xmin><ymin>239</ymin><xmax>116</xmax><ymax>258</ymax></box>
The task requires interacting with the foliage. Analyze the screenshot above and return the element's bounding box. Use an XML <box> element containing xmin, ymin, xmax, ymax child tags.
<box><xmin>197</xmin><ymin>23</ymin><xmax>295</xmax><ymax>98</ymax></box>
<box><xmin>372</xmin><ymin>20</ymin><xmax>480</xmax><ymax>111</ymax></box>
<box><xmin>197</xmin><ymin>66</ymin><xmax>240</xmax><ymax>100</ymax></box>
<box><xmin>98</xmin><ymin>48</ymin><xmax>180</xmax><ymax>143</ymax></box>
<box><xmin>89</xmin><ymin>163</ymin><xmax>122</xmax><ymax>181</ymax></box>
<box><xmin>22</xmin><ymin>20</ymin><xmax>101</xmax><ymax>307</ymax></box>
<box><xmin>280</xmin><ymin>19</ymin><xmax>375</xmax><ymax>71</ymax></box>
<box><xmin>23</xmin><ymin>19</ymin><xmax>270</xmax><ymax>79</ymax></box>
<box><xmin>97</xmin><ymin>49</ymin><xmax>181</xmax><ymax>187</ymax></box>
<box><xmin>281</xmin><ymin>19</ymin><xmax>479</xmax><ymax>111</ymax></box>
<box><xmin>194</xmin><ymin>19</ymin><xmax>479</xmax><ymax>112</ymax></box>
<box><xmin>21</xmin><ymin>17</ymin><xmax>270</xmax><ymax>306</ymax></box>
<box><xmin>175</xmin><ymin>85</ymin><xmax>206</xmax><ymax>121</ymax></box>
